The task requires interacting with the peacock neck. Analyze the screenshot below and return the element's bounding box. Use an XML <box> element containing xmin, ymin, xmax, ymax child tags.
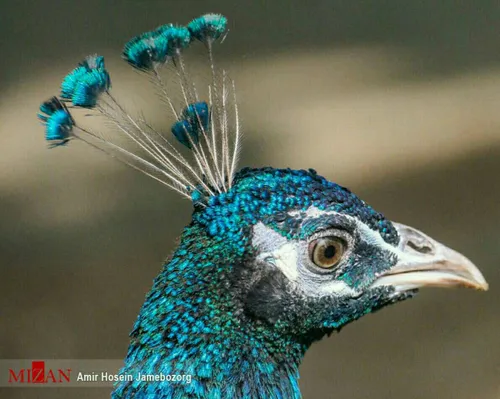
<box><xmin>113</xmin><ymin>223</ymin><xmax>307</xmax><ymax>398</ymax></box>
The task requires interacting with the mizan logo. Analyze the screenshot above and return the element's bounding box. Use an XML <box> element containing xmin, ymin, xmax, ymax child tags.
<box><xmin>8</xmin><ymin>361</ymin><xmax>71</xmax><ymax>384</ymax></box>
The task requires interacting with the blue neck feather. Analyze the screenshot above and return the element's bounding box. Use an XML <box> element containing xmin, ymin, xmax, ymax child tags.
<box><xmin>112</xmin><ymin>222</ymin><xmax>304</xmax><ymax>399</ymax></box>
<box><xmin>112</xmin><ymin>168</ymin><xmax>399</xmax><ymax>398</ymax></box>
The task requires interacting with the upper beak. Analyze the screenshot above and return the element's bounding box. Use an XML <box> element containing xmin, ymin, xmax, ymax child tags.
<box><xmin>371</xmin><ymin>223</ymin><xmax>488</xmax><ymax>292</ymax></box>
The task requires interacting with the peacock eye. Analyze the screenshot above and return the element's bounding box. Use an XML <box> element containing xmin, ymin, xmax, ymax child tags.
<box><xmin>309</xmin><ymin>237</ymin><xmax>346</xmax><ymax>269</ymax></box>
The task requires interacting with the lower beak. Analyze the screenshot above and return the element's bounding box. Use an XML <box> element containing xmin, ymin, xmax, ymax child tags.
<box><xmin>371</xmin><ymin>223</ymin><xmax>488</xmax><ymax>292</ymax></box>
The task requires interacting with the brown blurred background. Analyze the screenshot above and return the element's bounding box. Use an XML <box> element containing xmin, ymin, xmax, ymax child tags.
<box><xmin>1</xmin><ymin>1</ymin><xmax>499</xmax><ymax>398</ymax></box>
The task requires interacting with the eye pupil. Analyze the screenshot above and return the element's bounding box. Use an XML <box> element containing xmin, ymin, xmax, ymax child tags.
<box><xmin>323</xmin><ymin>245</ymin><xmax>336</xmax><ymax>259</ymax></box>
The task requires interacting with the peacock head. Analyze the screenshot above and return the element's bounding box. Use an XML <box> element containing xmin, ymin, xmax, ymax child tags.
<box><xmin>38</xmin><ymin>13</ymin><xmax>488</xmax><ymax>391</ymax></box>
<box><xmin>188</xmin><ymin>166</ymin><xmax>488</xmax><ymax>343</ymax></box>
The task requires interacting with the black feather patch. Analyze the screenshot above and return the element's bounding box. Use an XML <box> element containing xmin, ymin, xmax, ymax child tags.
<box><xmin>243</xmin><ymin>267</ymin><xmax>291</xmax><ymax>325</ymax></box>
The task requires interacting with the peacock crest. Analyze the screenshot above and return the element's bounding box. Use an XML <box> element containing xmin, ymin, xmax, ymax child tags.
<box><xmin>38</xmin><ymin>13</ymin><xmax>240</xmax><ymax>204</ymax></box>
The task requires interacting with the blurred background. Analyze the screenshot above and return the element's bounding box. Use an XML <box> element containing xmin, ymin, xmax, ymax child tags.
<box><xmin>1</xmin><ymin>1</ymin><xmax>499</xmax><ymax>398</ymax></box>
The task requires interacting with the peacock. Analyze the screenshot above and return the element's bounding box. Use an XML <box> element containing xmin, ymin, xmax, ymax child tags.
<box><xmin>37</xmin><ymin>13</ymin><xmax>489</xmax><ymax>399</ymax></box>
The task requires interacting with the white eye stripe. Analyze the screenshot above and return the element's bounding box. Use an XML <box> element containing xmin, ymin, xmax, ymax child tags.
<box><xmin>289</xmin><ymin>207</ymin><xmax>392</xmax><ymax>250</ymax></box>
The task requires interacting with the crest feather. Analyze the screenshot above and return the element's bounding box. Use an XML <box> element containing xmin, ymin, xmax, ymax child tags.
<box><xmin>38</xmin><ymin>13</ymin><xmax>240</xmax><ymax>204</ymax></box>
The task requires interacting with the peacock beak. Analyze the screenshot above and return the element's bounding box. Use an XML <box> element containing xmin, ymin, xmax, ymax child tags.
<box><xmin>371</xmin><ymin>223</ymin><xmax>488</xmax><ymax>292</ymax></box>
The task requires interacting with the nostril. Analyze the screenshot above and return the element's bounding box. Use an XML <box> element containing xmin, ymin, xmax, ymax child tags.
<box><xmin>407</xmin><ymin>240</ymin><xmax>433</xmax><ymax>254</ymax></box>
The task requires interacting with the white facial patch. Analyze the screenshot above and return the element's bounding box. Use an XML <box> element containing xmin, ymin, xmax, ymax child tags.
<box><xmin>260</xmin><ymin>243</ymin><xmax>299</xmax><ymax>281</ymax></box>
<box><xmin>252</xmin><ymin>221</ymin><xmax>359</xmax><ymax>297</ymax></box>
<box><xmin>316</xmin><ymin>280</ymin><xmax>357</xmax><ymax>296</ymax></box>
<box><xmin>253</xmin><ymin>222</ymin><xmax>299</xmax><ymax>281</ymax></box>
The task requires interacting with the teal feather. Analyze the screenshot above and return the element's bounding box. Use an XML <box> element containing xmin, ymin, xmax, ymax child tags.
<box><xmin>188</xmin><ymin>14</ymin><xmax>228</xmax><ymax>43</ymax></box>
<box><xmin>38</xmin><ymin>97</ymin><xmax>74</xmax><ymax>146</ymax></box>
